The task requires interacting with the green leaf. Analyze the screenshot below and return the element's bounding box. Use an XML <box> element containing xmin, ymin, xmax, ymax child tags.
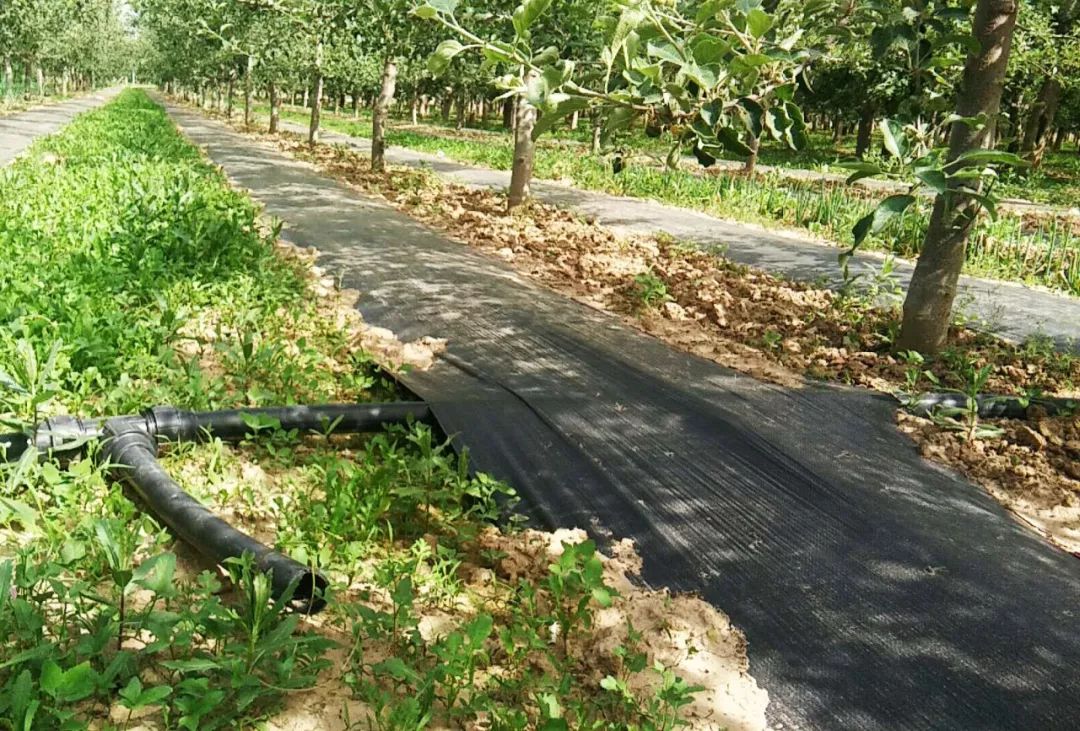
<box><xmin>532</xmin><ymin>96</ymin><xmax>589</xmax><ymax>140</ymax></box>
<box><xmin>647</xmin><ymin>40</ymin><xmax>684</xmax><ymax>65</ymax></box>
<box><xmin>139</xmin><ymin>685</ymin><xmax>173</xmax><ymax>706</ymax></box>
<box><xmin>762</xmin><ymin>104</ymin><xmax>788</xmax><ymax>141</ymax></box>
<box><xmin>533</xmin><ymin>45</ymin><xmax>560</xmax><ymax>66</ymax></box>
<box><xmin>784</xmin><ymin>101</ymin><xmax>808</xmax><ymax>149</ymax></box>
<box><xmin>428</xmin><ymin>40</ymin><xmax>465</xmax><ymax>76</ymax></box>
<box><xmin>482</xmin><ymin>41</ymin><xmax>516</xmax><ymax>64</ymax></box>
<box><xmin>10</xmin><ymin>669</ymin><xmax>33</xmax><ymax>727</ymax></box>
<box><xmin>591</xmin><ymin>586</ymin><xmax>614</xmax><ymax>607</ymax></box>
<box><xmin>0</xmin><ymin>560</ymin><xmax>12</xmax><ymax>610</ymax></box>
<box><xmin>838</xmin><ymin>162</ymin><xmax>883</xmax><ymax>185</ymax></box>
<box><xmin>373</xmin><ymin>657</ymin><xmax>420</xmax><ymax>682</ymax></box>
<box><xmin>716</xmin><ymin>127</ymin><xmax>753</xmax><ymax>156</ymax></box>
<box><xmin>466</xmin><ymin>613</ymin><xmax>494</xmax><ymax>645</ymax></box>
<box><xmin>427</xmin><ymin>0</ymin><xmax>458</xmax><ymax>12</ymax></box>
<box><xmin>40</xmin><ymin>661</ymin><xmax>96</xmax><ymax>703</ymax></box>
<box><xmin>915</xmin><ymin>168</ymin><xmax>948</xmax><ymax>194</ymax></box>
<box><xmin>512</xmin><ymin>0</ymin><xmax>553</xmax><ymax>36</ymax></box>
<box><xmin>131</xmin><ymin>552</ymin><xmax>176</xmax><ymax>595</ymax></box>
<box><xmin>162</xmin><ymin>658</ymin><xmax>221</xmax><ymax>673</ymax></box>
<box><xmin>952</xmin><ymin>149</ymin><xmax>1028</xmax><ymax>167</ymax></box>
<box><xmin>852</xmin><ymin>195</ymin><xmax>917</xmax><ymax>247</ymax></box>
<box><xmin>610</xmin><ymin>6</ymin><xmax>646</xmax><ymax>55</ymax></box>
<box><xmin>879</xmin><ymin>119</ymin><xmax>907</xmax><ymax>160</ymax></box>
<box><xmin>746</xmin><ymin>8</ymin><xmax>773</xmax><ymax>38</ymax></box>
<box><xmin>413</xmin><ymin>5</ymin><xmax>438</xmax><ymax>19</ymax></box>
<box><xmin>691</xmin><ymin>36</ymin><xmax>727</xmax><ymax>65</ymax></box>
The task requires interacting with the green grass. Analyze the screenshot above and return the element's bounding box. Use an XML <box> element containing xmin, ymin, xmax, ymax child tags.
<box><xmin>1</xmin><ymin>89</ymin><xmax>705</xmax><ymax>730</ymax></box>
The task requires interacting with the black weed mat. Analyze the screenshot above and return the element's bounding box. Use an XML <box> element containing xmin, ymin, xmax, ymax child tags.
<box><xmin>167</xmin><ymin>103</ymin><xmax>1080</xmax><ymax>730</ymax></box>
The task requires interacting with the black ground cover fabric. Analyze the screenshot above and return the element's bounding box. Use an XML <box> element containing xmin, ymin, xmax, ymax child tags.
<box><xmin>165</xmin><ymin>103</ymin><xmax>1080</xmax><ymax>730</ymax></box>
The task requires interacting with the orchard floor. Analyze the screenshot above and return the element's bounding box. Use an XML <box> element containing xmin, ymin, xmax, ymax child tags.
<box><xmin>275</xmin><ymin>118</ymin><xmax>1080</xmax><ymax>352</ymax></box>
<box><xmin>162</xmin><ymin>99</ymin><xmax>1080</xmax><ymax>730</ymax></box>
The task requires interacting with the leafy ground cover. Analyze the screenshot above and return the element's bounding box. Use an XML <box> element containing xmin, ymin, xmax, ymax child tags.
<box><xmin>265</xmin><ymin>128</ymin><xmax>1080</xmax><ymax>556</ymax></box>
<box><xmin>254</xmin><ymin>104</ymin><xmax>1080</xmax><ymax>297</ymax></box>
<box><xmin>0</xmin><ymin>90</ymin><xmax>767</xmax><ymax>729</ymax></box>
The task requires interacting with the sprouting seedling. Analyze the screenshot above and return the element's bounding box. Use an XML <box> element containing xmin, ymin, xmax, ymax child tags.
<box><xmin>0</xmin><ymin>339</ymin><xmax>64</xmax><ymax>427</ymax></box>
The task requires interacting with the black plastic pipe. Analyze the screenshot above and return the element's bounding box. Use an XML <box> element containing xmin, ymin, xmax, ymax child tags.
<box><xmin>2</xmin><ymin>402</ymin><xmax>433</xmax><ymax>461</ymax></box>
<box><xmin>904</xmin><ymin>393</ymin><xmax>1078</xmax><ymax>419</ymax></box>
<box><xmin>1</xmin><ymin>402</ymin><xmax>434</xmax><ymax>613</ymax></box>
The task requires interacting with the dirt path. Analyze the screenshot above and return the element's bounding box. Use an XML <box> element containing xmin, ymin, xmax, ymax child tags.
<box><xmin>274</xmin><ymin>119</ymin><xmax>1080</xmax><ymax>353</ymax></box>
<box><xmin>0</xmin><ymin>88</ymin><xmax>122</xmax><ymax>166</ymax></box>
<box><xmin>166</xmin><ymin>100</ymin><xmax>1080</xmax><ymax>731</ymax></box>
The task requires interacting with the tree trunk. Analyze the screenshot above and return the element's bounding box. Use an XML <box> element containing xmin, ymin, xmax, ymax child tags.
<box><xmin>3</xmin><ymin>57</ymin><xmax>13</xmax><ymax>100</ymax></box>
<box><xmin>302</xmin><ymin>86</ymin><xmax>309</xmax><ymax>108</ymax></box>
<box><xmin>226</xmin><ymin>76</ymin><xmax>234</xmax><ymax>120</ymax></box>
<box><xmin>502</xmin><ymin>98</ymin><xmax>514</xmax><ymax>130</ymax></box>
<box><xmin>308</xmin><ymin>41</ymin><xmax>324</xmax><ymax>146</ymax></box>
<box><xmin>441</xmin><ymin>95</ymin><xmax>452</xmax><ymax>122</ymax></box>
<box><xmin>855</xmin><ymin>105</ymin><xmax>875</xmax><ymax>158</ymax></box>
<box><xmin>352</xmin><ymin>89</ymin><xmax>360</xmax><ymax>117</ymax></box>
<box><xmin>897</xmin><ymin>0</ymin><xmax>1019</xmax><ymax>355</ymax></box>
<box><xmin>371</xmin><ymin>57</ymin><xmax>398</xmax><ymax>172</ymax></box>
<box><xmin>1052</xmin><ymin>126</ymin><xmax>1066</xmax><ymax>152</ymax></box>
<box><xmin>34</xmin><ymin>62</ymin><xmax>44</xmax><ymax>95</ymax></box>
<box><xmin>243</xmin><ymin>55</ymin><xmax>255</xmax><ymax>127</ymax></box>
<box><xmin>455</xmin><ymin>92</ymin><xmax>465</xmax><ymax>130</ymax></box>
<box><xmin>1020</xmin><ymin>78</ymin><xmax>1062</xmax><ymax>167</ymax></box>
<box><xmin>743</xmin><ymin>135</ymin><xmax>760</xmax><ymax>175</ymax></box>
<box><xmin>268</xmin><ymin>81</ymin><xmax>281</xmax><ymax>133</ymax></box>
<box><xmin>569</xmin><ymin>110</ymin><xmax>579</xmax><ymax>130</ymax></box>
<box><xmin>591</xmin><ymin>109</ymin><xmax>602</xmax><ymax>153</ymax></box>
<box><xmin>411</xmin><ymin>96</ymin><xmax>419</xmax><ymax>125</ymax></box>
<box><xmin>832</xmin><ymin>116</ymin><xmax>843</xmax><ymax>143</ymax></box>
<box><xmin>508</xmin><ymin>73</ymin><xmax>539</xmax><ymax>211</ymax></box>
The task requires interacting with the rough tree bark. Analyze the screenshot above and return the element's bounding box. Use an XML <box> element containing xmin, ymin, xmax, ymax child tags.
<box><xmin>855</xmin><ymin>104</ymin><xmax>875</xmax><ymax>159</ymax></box>
<box><xmin>591</xmin><ymin>109</ymin><xmax>602</xmax><ymax>153</ymax></box>
<box><xmin>508</xmin><ymin>71</ymin><xmax>539</xmax><ymax>211</ymax></box>
<box><xmin>1019</xmin><ymin>78</ymin><xmax>1062</xmax><ymax>167</ymax></box>
<box><xmin>243</xmin><ymin>55</ymin><xmax>255</xmax><ymax>127</ymax></box>
<box><xmin>268</xmin><ymin>81</ymin><xmax>281</xmax><ymax>133</ymax></box>
<box><xmin>744</xmin><ymin>135</ymin><xmax>760</xmax><ymax>175</ymax></box>
<box><xmin>226</xmin><ymin>76</ymin><xmax>235</xmax><ymax>119</ymax></box>
<box><xmin>308</xmin><ymin>41</ymin><xmax>324</xmax><ymax>146</ymax></box>
<box><xmin>1052</xmin><ymin>126</ymin><xmax>1066</xmax><ymax>152</ymax></box>
<box><xmin>371</xmin><ymin>56</ymin><xmax>398</xmax><ymax>172</ymax></box>
<box><xmin>4</xmin><ymin>57</ymin><xmax>14</xmax><ymax>100</ymax></box>
<box><xmin>896</xmin><ymin>0</ymin><xmax>1019</xmax><ymax>354</ymax></box>
<box><xmin>502</xmin><ymin>98</ymin><xmax>513</xmax><ymax>130</ymax></box>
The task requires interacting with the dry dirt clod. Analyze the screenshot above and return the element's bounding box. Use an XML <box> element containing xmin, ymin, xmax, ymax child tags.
<box><xmin>1015</xmin><ymin>424</ymin><xmax>1048</xmax><ymax>451</ymax></box>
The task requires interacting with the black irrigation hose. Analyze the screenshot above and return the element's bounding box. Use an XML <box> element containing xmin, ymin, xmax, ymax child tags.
<box><xmin>1</xmin><ymin>402</ymin><xmax>434</xmax><ymax>613</ymax></box>
<box><xmin>904</xmin><ymin>393</ymin><xmax>1079</xmax><ymax>419</ymax></box>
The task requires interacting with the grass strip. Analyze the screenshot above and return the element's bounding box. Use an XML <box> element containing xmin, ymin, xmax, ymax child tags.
<box><xmin>264</xmin><ymin>103</ymin><xmax>1080</xmax><ymax>296</ymax></box>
